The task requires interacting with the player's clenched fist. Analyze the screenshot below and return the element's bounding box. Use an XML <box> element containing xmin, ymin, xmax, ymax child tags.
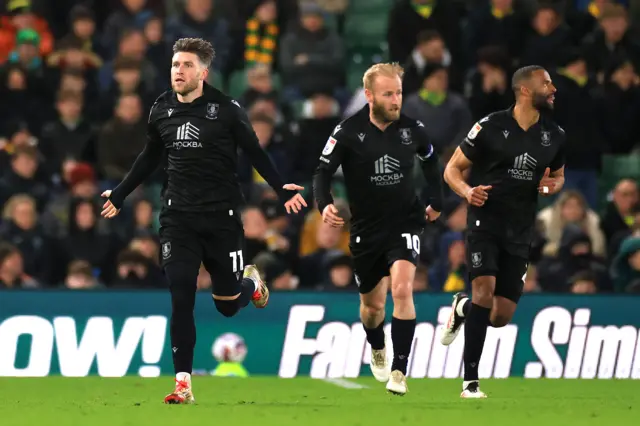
<box><xmin>465</xmin><ymin>185</ymin><xmax>492</xmax><ymax>207</ymax></box>
<box><xmin>322</xmin><ymin>204</ymin><xmax>345</xmax><ymax>228</ymax></box>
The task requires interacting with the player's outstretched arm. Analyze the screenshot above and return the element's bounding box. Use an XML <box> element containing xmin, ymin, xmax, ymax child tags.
<box><xmin>312</xmin><ymin>127</ymin><xmax>346</xmax><ymax>220</ymax></box>
<box><xmin>444</xmin><ymin>147</ymin><xmax>491</xmax><ymax>207</ymax></box>
<box><xmin>101</xmin><ymin>124</ymin><xmax>164</xmax><ymax>218</ymax></box>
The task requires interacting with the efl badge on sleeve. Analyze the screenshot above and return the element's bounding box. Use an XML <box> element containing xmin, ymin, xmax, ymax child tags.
<box><xmin>206</xmin><ymin>103</ymin><xmax>219</xmax><ymax>120</ymax></box>
<box><xmin>467</xmin><ymin>123</ymin><xmax>482</xmax><ymax>140</ymax></box>
<box><xmin>322</xmin><ymin>136</ymin><xmax>338</xmax><ymax>155</ymax></box>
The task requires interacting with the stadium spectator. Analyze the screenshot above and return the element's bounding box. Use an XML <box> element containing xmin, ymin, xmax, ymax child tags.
<box><xmin>519</xmin><ymin>3</ymin><xmax>572</xmax><ymax>69</ymax></box>
<box><xmin>552</xmin><ymin>50</ymin><xmax>602</xmax><ymax>208</ymax></box>
<box><xmin>253</xmin><ymin>250</ymin><xmax>298</xmax><ymax>290</ymax></box>
<box><xmin>39</xmin><ymin>90</ymin><xmax>97</xmax><ymax>180</ymax></box>
<box><xmin>0</xmin><ymin>194</ymin><xmax>50</xmax><ymax>283</ymax></box>
<box><xmin>595</xmin><ymin>55</ymin><xmax>640</xmax><ymax>155</ymax></box>
<box><xmin>0</xmin><ymin>145</ymin><xmax>49</xmax><ymax>212</ymax></box>
<box><xmin>238</xmin><ymin>64</ymin><xmax>278</xmax><ymax>109</ymax></box>
<box><xmin>601</xmin><ymin>179</ymin><xmax>639</xmax><ymax>253</ymax></box>
<box><xmin>99</xmin><ymin>28</ymin><xmax>156</xmax><ymax>94</ymax></box>
<box><xmin>387</xmin><ymin>0</ymin><xmax>460</xmax><ymax>68</ymax></box>
<box><xmin>402</xmin><ymin>30</ymin><xmax>454</xmax><ymax>95</ymax></box>
<box><xmin>464</xmin><ymin>46</ymin><xmax>513</xmax><ymax>120</ymax></box>
<box><xmin>318</xmin><ymin>251</ymin><xmax>355</xmax><ymax>290</ymax></box>
<box><xmin>537</xmin><ymin>224</ymin><xmax>610</xmax><ymax>292</ymax></box>
<box><xmin>101</xmin><ymin>0</ymin><xmax>154</xmax><ymax>58</ymax></box>
<box><xmin>403</xmin><ymin>63</ymin><xmax>473</xmax><ymax>153</ymax></box>
<box><xmin>0</xmin><ymin>0</ymin><xmax>54</xmax><ymax>64</ymax></box>
<box><xmin>165</xmin><ymin>0</ymin><xmax>230</xmax><ymax>73</ymax></box>
<box><xmin>428</xmin><ymin>231</ymin><xmax>469</xmax><ymax>293</ymax></box>
<box><xmin>0</xmin><ymin>242</ymin><xmax>38</xmax><ymax>288</ymax></box>
<box><xmin>143</xmin><ymin>15</ymin><xmax>171</xmax><ymax>91</ymax></box>
<box><xmin>291</xmin><ymin>92</ymin><xmax>341</xmax><ymax>184</ymax></box>
<box><xmin>96</xmin><ymin>93</ymin><xmax>147</xmax><ymax>183</ymax></box>
<box><xmin>40</xmin><ymin>162</ymin><xmax>101</xmax><ymax>239</ymax></box>
<box><xmin>279</xmin><ymin>2</ymin><xmax>345</xmax><ymax>100</ymax></box>
<box><xmin>56</xmin><ymin>197</ymin><xmax>118</xmax><ymax>284</ymax></box>
<box><xmin>298</xmin><ymin>221</ymin><xmax>347</xmax><ymax>288</ymax></box>
<box><xmin>64</xmin><ymin>5</ymin><xmax>100</xmax><ymax>56</ymax></box>
<box><xmin>464</xmin><ymin>0</ymin><xmax>526</xmax><ymax>64</ymax></box>
<box><xmin>582</xmin><ymin>3</ymin><xmax>640</xmax><ymax>78</ymax></box>
<box><xmin>64</xmin><ymin>259</ymin><xmax>102</xmax><ymax>289</ymax></box>
<box><xmin>111</xmin><ymin>247</ymin><xmax>163</xmax><ymax>288</ymax></box>
<box><xmin>537</xmin><ymin>190</ymin><xmax>606</xmax><ymax>258</ymax></box>
<box><xmin>611</xmin><ymin>235</ymin><xmax>640</xmax><ymax>292</ymax></box>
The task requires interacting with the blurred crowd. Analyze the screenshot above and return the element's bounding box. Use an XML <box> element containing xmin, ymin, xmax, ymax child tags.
<box><xmin>0</xmin><ymin>0</ymin><xmax>639</xmax><ymax>294</ymax></box>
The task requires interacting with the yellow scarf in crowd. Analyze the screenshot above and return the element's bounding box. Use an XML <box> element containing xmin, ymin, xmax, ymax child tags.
<box><xmin>443</xmin><ymin>269</ymin><xmax>466</xmax><ymax>292</ymax></box>
<box><xmin>412</xmin><ymin>0</ymin><xmax>435</xmax><ymax>19</ymax></box>
<box><xmin>558</xmin><ymin>68</ymin><xmax>588</xmax><ymax>87</ymax></box>
<box><xmin>588</xmin><ymin>2</ymin><xmax>603</xmax><ymax>18</ymax></box>
<box><xmin>245</xmin><ymin>17</ymin><xmax>278</xmax><ymax>67</ymax></box>
<box><xmin>492</xmin><ymin>6</ymin><xmax>513</xmax><ymax>19</ymax></box>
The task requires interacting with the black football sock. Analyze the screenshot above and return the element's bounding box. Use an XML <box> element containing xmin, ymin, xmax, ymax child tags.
<box><xmin>391</xmin><ymin>317</ymin><xmax>416</xmax><ymax>375</ymax></box>
<box><xmin>363</xmin><ymin>319</ymin><xmax>385</xmax><ymax>350</ymax></box>
<box><xmin>463</xmin><ymin>303</ymin><xmax>491</xmax><ymax>381</ymax></box>
<box><xmin>237</xmin><ymin>278</ymin><xmax>255</xmax><ymax>308</ymax></box>
<box><xmin>166</xmin><ymin>263</ymin><xmax>198</xmax><ymax>374</ymax></box>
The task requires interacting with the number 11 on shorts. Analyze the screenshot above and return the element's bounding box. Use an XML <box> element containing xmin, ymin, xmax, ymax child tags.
<box><xmin>401</xmin><ymin>233</ymin><xmax>420</xmax><ymax>254</ymax></box>
<box><xmin>229</xmin><ymin>250</ymin><xmax>244</xmax><ymax>272</ymax></box>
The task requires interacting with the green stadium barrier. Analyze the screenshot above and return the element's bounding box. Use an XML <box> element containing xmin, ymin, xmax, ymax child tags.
<box><xmin>1</xmin><ymin>291</ymin><xmax>639</xmax><ymax>379</ymax></box>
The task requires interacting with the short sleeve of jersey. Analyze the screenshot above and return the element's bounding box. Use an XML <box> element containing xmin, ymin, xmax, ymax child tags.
<box><xmin>413</xmin><ymin>120</ymin><xmax>435</xmax><ymax>161</ymax></box>
<box><xmin>318</xmin><ymin>123</ymin><xmax>347</xmax><ymax>171</ymax></box>
<box><xmin>459</xmin><ymin>119</ymin><xmax>487</xmax><ymax>163</ymax></box>
<box><xmin>550</xmin><ymin>126</ymin><xmax>566</xmax><ymax>172</ymax></box>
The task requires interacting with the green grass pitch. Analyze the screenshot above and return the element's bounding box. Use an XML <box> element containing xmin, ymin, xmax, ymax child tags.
<box><xmin>0</xmin><ymin>377</ymin><xmax>638</xmax><ymax>425</ymax></box>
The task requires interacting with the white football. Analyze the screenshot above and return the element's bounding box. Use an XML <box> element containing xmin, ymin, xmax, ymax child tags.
<box><xmin>212</xmin><ymin>332</ymin><xmax>248</xmax><ymax>363</ymax></box>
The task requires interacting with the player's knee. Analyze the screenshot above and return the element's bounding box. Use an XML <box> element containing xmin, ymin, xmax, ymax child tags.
<box><xmin>214</xmin><ymin>298</ymin><xmax>240</xmax><ymax>318</ymax></box>
<box><xmin>361</xmin><ymin>301</ymin><xmax>384</xmax><ymax>319</ymax></box>
<box><xmin>490</xmin><ymin>313</ymin><xmax>511</xmax><ymax>328</ymax></box>
<box><xmin>471</xmin><ymin>277</ymin><xmax>494</xmax><ymax>304</ymax></box>
<box><xmin>391</xmin><ymin>281</ymin><xmax>413</xmax><ymax>302</ymax></box>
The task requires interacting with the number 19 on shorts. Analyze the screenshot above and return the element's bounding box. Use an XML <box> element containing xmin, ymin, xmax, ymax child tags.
<box><xmin>401</xmin><ymin>233</ymin><xmax>420</xmax><ymax>254</ymax></box>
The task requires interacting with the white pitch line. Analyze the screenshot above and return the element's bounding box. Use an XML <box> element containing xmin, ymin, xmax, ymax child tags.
<box><xmin>322</xmin><ymin>378</ymin><xmax>369</xmax><ymax>389</ymax></box>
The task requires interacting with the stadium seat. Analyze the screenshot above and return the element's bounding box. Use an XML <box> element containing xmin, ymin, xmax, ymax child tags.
<box><xmin>346</xmin><ymin>48</ymin><xmax>388</xmax><ymax>92</ymax></box>
<box><xmin>347</xmin><ymin>0</ymin><xmax>392</xmax><ymax>15</ymax></box>
<box><xmin>343</xmin><ymin>13</ymin><xmax>388</xmax><ymax>49</ymax></box>
<box><xmin>228</xmin><ymin>69</ymin><xmax>282</xmax><ymax>101</ymax></box>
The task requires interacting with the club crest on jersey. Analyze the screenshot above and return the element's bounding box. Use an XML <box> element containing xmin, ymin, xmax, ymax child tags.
<box><xmin>162</xmin><ymin>242</ymin><xmax>172</xmax><ymax>260</ymax></box>
<box><xmin>206</xmin><ymin>103</ymin><xmax>219</xmax><ymax>120</ymax></box>
<box><xmin>399</xmin><ymin>128</ymin><xmax>412</xmax><ymax>145</ymax></box>
<box><xmin>541</xmin><ymin>131</ymin><xmax>551</xmax><ymax>147</ymax></box>
<box><xmin>471</xmin><ymin>252</ymin><xmax>482</xmax><ymax>268</ymax></box>
<box><xmin>322</xmin><ymin>136</ymin><xmax>337</xmax><ymax>155</ymax></box>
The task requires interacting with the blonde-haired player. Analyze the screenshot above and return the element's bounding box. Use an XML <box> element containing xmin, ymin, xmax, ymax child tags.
<box><xmin>313</xmin><ymin>63</ymin><xmax>444</xmax><ymax>395</ymax></box>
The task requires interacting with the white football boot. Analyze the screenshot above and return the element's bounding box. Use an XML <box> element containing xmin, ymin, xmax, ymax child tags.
<box><xmin>460</xmin><ymin>381</ymin><xmax>487</xmax><ymax>399</ymax></box>
<box><xmin>164</xmin><ymin>373</ymin><xmax>195</xmax><ymax>404</ymax></box>
<box><xmin>370</xmin><ymin>344</ymin><xmax>391</xmax><ymax>382</ymax></box>
<box><xmin>244</xmin><ymin>265</ymin><xmax>269</xmax><ymax>308</ymax></box>
<box><xmin>386</xmin><ymin>370</ymin><xmax>408</xmax><ymax>396</ymax></box>
<box><xmin>440</xmin><ymin>292</ymin><xmax>468</xmax><ymax>346</ymax></box>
